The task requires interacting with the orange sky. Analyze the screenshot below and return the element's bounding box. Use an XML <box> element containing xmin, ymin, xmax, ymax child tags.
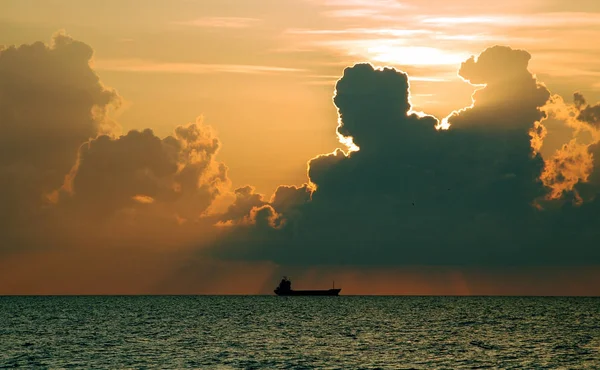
<box><xmin>3</xmin><ymin>0</ymin><xmax>600</xmax><ymax>196</ymax></box>
<box><xmin>1</xmin><ymin>1</ymin><xmax>600</xmax><ymax>295</ymax></box>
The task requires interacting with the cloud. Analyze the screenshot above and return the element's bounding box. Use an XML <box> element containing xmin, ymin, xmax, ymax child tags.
<box><xmin>421</xmin><ymin>13</ymin><xmax>600</xmax><ymax>28</ymax></box>
<box><xmin>209</xmin><ymin>45</ymin><xmax>600</xmax><ymax>267</ymax></box>
<box><xmin>285</xmin><ymin>28</ymin><xmax>432</xmax><ymax>37</ymax></box>
<box><xmin>0</xmin><ymin>33</ymin><xmax>240</xmax><ymax>294</ymax></box>
<box><xmin>576</xmin><ymin>97</ymin><xmax>600</xmax><ymax>128</ymax></box>
<box><xmin>60</xmin><ymin>117</ymin><xmax>231</xmax><ymax>224</ymax></box>
<box><xmin>286</xmin><ymin>3</ymin><xmax>600</xmax><ymax>93</ymax></box>
<box><xmin>0</xmin><ymin>33</ymin><xmax>233</xmax><ymax>263</ymax></box>
<box><xmin>283</xmin><ymin>28</ymin><xmax>471</xmax><ymax>70</ymax></box>
<box><xmin>2</xmin><ymin>32</ymin><xmax>600</xmax><ymax>294</ymax></box>
<box><xmin>93</xmin><ymin>59</ymin><xmax>305</xmax><ymax>75</ymax></box>
<box><xmin>0</xmin><ymin>32</ymin><xmax>119</xmax><ymax>252</ymax></box>
<box><xmin>310</xmin><ymin>0</ymin><xmax>409</xmax><ymax>20</ymax></box>
<box><xmin>172</xmin><ymin>17</ymin><xmax>261</xmax><ymax>29</ymax></box>
<box><xmin>445</xmin><ymin>45</ymin><xmax>550</xmax><ymax>130</ymax></box>
<box><xmin>538</xmin><ymin>93</ymin><xmax>600</xmax><ymax>199</ymax></box>
<box><xmin>219</xmin><ymin>186</ymin><xmax>267</xmax><ymax>224</ymax></box>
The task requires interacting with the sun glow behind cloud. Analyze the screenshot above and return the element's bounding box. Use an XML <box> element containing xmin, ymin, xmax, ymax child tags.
<box><xmin>1</xmin><ymin>0</ymin><xmax>600</xmax><ymax>295</ymax></box>
<box><xmin>367</xmin><ymin>45</ymin><xmax>468</xmax><ymax>66</ymax></box>
<box><xmin>285</xmin><ymin>1</ymin><xmax>600</xmax><ymax>98</ymax></box>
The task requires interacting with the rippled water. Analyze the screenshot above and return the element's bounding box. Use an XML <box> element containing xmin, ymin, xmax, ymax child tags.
<box><xmin>1</xmin><ymin>296</ymin><xmax>598</xmax><ymax>368</ymax></box>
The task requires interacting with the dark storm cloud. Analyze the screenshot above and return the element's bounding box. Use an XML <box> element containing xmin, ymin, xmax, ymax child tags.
<box><xmin>576</xmin><ymin>96</ymin><xmax>600</xmax><ymax>127</ymax></box>
<box><xmin>270</xmin><ymin>184</ymin><xmax>312</xmax><ymax>215</ymax></box>
<box><xmin>2</xmin><ymin>31</ymin><xmax>599</xmax><ymax>274</ymax></box>
<box><xmin>576</xmin><ymin>142</ymin><xmax>600</xmax><ymax>195</ymax></box>
<box><xmin>62</xmin><ymin>119</ymin><xmax>228</xmax><ymax>220</ymax></box>
<box><xmin>209</xmin><ymin>46</ymin><xmax>600</xmax><ymax>267</ymax></box>
<box><xmin>219</xmin><ymin>186</ymin><xmax>267</xmax><ymax>224</ymax></box>
<box><xmin>67</xmin><ymin>129</ymin><xmax>179</xmax><ymax>215</ymax></box>
<box><xmin>574</xmin><ymin>92</ymin><xmax>587</xmax><ymax>110</ymax></box>
<box><xmin>0</xmin><ymin>32</ymin><xmax>119</xmax><ymax>251</ymax></box>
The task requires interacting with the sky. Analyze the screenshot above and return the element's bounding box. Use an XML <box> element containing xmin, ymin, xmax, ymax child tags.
<box><xmin>1</xmin><ymin>0</ymin><xmax>599</xmax><ymax>295</ymax></box>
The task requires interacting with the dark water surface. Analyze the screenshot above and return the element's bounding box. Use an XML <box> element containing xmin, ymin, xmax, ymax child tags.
<box><xmin>1</xmin><ymin>296</ymin><xmax>598</xmax><ymax>369</ymax></box>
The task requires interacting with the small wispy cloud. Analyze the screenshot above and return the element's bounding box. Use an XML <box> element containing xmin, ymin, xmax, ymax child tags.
<box><xmin>323</xmin><ymin>9</ymin><xmax>391</xmax><ymax>19</ymax></box>
<box><xmin>172</xmin><ymin>17</ymin><xmax>261</xmax><ymax>28</ymax></box>
<box><xmin>421</xmin><ymin>16</ymin><xmax>515</xmax><ymax>25</ymax></box>
<box><xmin>312</xmin><ymin>0</ymin><xmax>407</xmax><ymax>9</ymax></box>
<box><xmin>94</xmin><ymin>59</ymin><xmax>304</xmax><ymax>75</ymax></box>
<box><xmin>308</xmin><ymin>0</ymin><xmax>409</xmax><ymax>20</ymax></box>
<box><xmin>420</xmin><ymin>12</ymin><xmax>600</xmax><ymax>28</ymax></box>
<box><xmin>132</xmin><ymin>195</ymin><xmax>155</xmax><ymax>204</ymax></box>
<box><xmin>408</xmin><ymin>76</ymin><xmax>448</xmax><ymax>82</ymax></box>
<box><xmin>286</xmin><ymin>28</ymin><xmax>431</xmax><ymax>37</ymax></box>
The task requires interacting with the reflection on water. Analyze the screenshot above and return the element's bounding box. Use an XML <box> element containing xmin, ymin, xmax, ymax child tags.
<box><xmin>1</xmin><ymin>296</ymin><xmax>598</xmax><ymax>368</ymax></box>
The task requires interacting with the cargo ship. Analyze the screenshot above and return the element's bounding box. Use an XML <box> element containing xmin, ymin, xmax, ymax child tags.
<box><xmin>274</xmin><ymin>277</ymin><xmax>341</xmax><ymax>296</ymax></box>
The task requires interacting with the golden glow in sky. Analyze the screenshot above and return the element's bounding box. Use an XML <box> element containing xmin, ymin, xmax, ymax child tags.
<box><xmin>1</xmin><ymin>0</ymin><xmax>600</xmax><ymax>295</ymax></box>
<box><xmin>3</xmin><ymin>0</ymin><xmax>599</xmax><ymax>196</ymax></box>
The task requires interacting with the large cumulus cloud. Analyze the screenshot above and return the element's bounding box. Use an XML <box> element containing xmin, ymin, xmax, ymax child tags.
<box><xmin>2</xmin><ymin>32</ymin><xmax>599</xmax><ymax>294</ymax></box>
<box><xmin>211</xmin><ymin>46</ymin><xmax>600</xmax><ymax>267</ymax></box>
<box><xmin>0</xmin><ymin>33</ymin><xmax>119</xmax><ymax>251</ymax></box>
<box><xmin>62</xmin><ymin>119</ymin><xmax>228</xmax><ymax>221</ymax></box>
<box><xmin>0</xmin><ymin>33</ymin><xmax>243</xmax><ymax>294</ymax></box>
<box><xmin>0</xmin><ymin>33</ymin><xmax>230</xmax><ymax>257</ymax></box>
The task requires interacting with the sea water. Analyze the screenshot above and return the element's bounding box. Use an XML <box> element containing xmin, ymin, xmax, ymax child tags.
<box><xmin>1</xmin><ymin>296</ymin><xmax>598</xmax><ymax>368</ymax></box>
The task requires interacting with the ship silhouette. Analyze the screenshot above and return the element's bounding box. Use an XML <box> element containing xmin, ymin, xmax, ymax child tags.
<box><xmin>274</xmin><ymin>276</ymin><xmax>341</xmax><ymax>296</ymax></box>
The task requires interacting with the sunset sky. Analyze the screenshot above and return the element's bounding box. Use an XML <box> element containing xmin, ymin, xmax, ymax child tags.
<box><xmin>1</xmin><ymin>0</ymin><xmax>599</xmax><ymax>295</ymax></box>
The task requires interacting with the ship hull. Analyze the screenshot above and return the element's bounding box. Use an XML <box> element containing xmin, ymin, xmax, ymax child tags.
<box><xmin>274</xmin><ymin>289</ymin><xmax>341</xmax><ymax>296</ymax></box>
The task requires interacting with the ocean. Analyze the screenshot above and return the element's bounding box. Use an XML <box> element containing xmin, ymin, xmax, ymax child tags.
<box><xmin>1</xmin><ymin>296</ymin><xmax>598</xmax><ymax>369</ymax></box>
